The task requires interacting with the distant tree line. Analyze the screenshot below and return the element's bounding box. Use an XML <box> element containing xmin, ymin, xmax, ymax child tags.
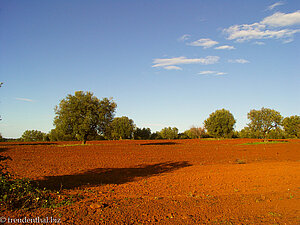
<box><xmin>1</xmin><ymin>91</ymin><xmax>299</xmax><ymax>142</ymax></box>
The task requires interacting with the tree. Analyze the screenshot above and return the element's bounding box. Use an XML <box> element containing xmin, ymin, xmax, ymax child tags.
<box><xmin>48</xmin><ymin>128</ymin><xmax>74</xmax><ymax>141</ymax></box>
<box><xmin>184</xmin><ymin>126</ymin><xmax>206</xmax><ymax>139</ymax></box>
<box><xmin>108</xmin><ymin>116</ymin><xmax>135</xmax><ymax>140</ymax></box>
<box><xmin>204</xmin><ymin>109</ymin><xmax>236</xmax><ymax>138</ymax></box>
<box><xmin>150</xmin><ymin>131</ymin><xmax>162</xmax><ymax>140</ymax></box>
<box><xmin>54</xmin><ymin>91</ymin><xmax>117</xmax><ymax>144</ymax></box>
<box><xmin>134</xmin><ymin>127</ymin><xmax>151</xmax><ymax>140</ymax></box>
<box><xmin>159</xmin><ymin>127</ymin><xmax>178</xmax><ymax>140</ymax></box>
<box><xmin>238</xmin><ymin>127</ymin><xmax>252</xmax><ymax>138</ymax></box>
<box><xmin>282</xmin><ymin>115</ymin><xmax>300</xmax><ymax>138</ymax></box>
<box><xmin>21</xmin><ymin>130</ymin><xmax>47</xmax><ymax>142</ymax></box>
<box><xmin>247</xmin><ymin>107</ymin><xmax>283</xmax><ymax>140</ymax></box>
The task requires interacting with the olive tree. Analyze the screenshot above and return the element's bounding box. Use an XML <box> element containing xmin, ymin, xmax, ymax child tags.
<box><xmin>184</xmin><ymin>126</ymin><xmax>206</xmax><ymax>139</ymax></box>
<box><xmin>159</xmin><ymin>127</ymin><xmax>178</xmax><ymax>140</ymax></box>
<box><xmin>282</xmin><ymin>115</ymin><xmax>300</xmax><ymax>138</ymax></box>
<box><xmin>204</xmin><ymin>109</ymin><xmax>236</xmax><ymax>138</ymax></box>
<box><xmin>21</xmin><ymin>130</ymin><xmax>47</xmax><ymax>142</ymax></box>
<box><xmin>108</xmin><ymin>116</ymin><xmax>135</xmax><ymax>140</ymax></box>
<box><xmin>247</xmin><ymin>107</ymin><xmax>282</xmax><ymax>140</ymax></box>
<box><xmin>134</xmin><ymin>127</ymin><xmax>151</xmax><ymax>140</ymax></box>
<box><xmin>54</xmin><ymin>91</ymin><xmax>117</xmax><ymax>144</ymax></box>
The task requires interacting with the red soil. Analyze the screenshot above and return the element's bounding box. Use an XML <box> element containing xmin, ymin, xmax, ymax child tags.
<box><xmin>1</xmin><ymin>139</ymin><xmax>299</xmax><ymax>224</ymax></box>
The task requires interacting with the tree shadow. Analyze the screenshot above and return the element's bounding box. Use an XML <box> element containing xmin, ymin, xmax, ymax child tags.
<box><xmin>140</xmin><ymin>142</ymin><xmax>178</xmax><ymax>146</ymax></box>
<box><xmin>36</xmin><ymin>161</ymin><xmax>191</xmax><ymax>191</ymax></box>
<box><xmin>0</xmin><ymin>147</ymin><xmax>11</xmax><ymax>153</ymax></box>
<box><xmin>0</xmin><ymin>142</ymin><xmax>57</xmax><ymax>146</ymax></box>
<box><xmin>0</xmin><ymin>155</ymin><xmax>12</xmax><ymax>162</ymax></box>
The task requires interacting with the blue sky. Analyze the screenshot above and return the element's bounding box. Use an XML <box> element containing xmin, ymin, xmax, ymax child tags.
<box><xmin>1</xmin><ymin>0</ymin><xmax>299</xmax><ymax>138</ymax></box>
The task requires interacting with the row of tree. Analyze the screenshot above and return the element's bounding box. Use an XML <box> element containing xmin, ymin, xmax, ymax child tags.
<box><xmin>9</xmin><ymin>91</ymin><xmax>300</xmax><ymax>143</ymax></box>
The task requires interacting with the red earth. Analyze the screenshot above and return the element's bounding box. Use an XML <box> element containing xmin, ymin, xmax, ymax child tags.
<box><xmin>1</xmin><ymin>139</ymin><xmax>299</xmax><ymax>224</ymax></box>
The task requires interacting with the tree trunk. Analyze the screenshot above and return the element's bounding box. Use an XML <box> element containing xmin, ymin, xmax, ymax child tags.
<box><xmin>82</xmin><ymin>134</ymin><xmax>88</xmax><ymax>144</ymax></box>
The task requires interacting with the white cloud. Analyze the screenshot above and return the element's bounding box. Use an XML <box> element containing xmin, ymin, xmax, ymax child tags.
<box><xmin>253</xmin><ymin>41</ymin><xmax>265</xmax><ymax>45</ymax></box>
<box><xmin>228</xmin><ymin>59</ymin><xmax>250</xmax><ymax>64</ymax></box>
<box><xmin>223</xmin><ymin>11</ymin><xmax>300</xmax><ymax>43</ymax></box>
<box><xmin>267</xmin><ymin>2</ymin><xmax>284</xmax><ymax>11</ymax></box>
<box><xmin>214</xmin><ymin>45</ymin><xmax>235</xmax><ymax>50</ymax></box>
<box><xmin>188</xmin><ymin>38</ymin><xmax>219</xmax><ymax>48</ymax></box>
<box><xmin>224</xmin><ymin>22</ymin><xmax>299</xmax><ymax>42</ymax></box>
<box><xmin>198</xmin><ymin>71</ymin><xmax>216</xmax><ymax>75</ymax></box>
<box><xmin>261</xmin><ymin>11</ymin><xmax>300</xmax><ymax>27</ymax></box>
<box><xmin>215</xmin><ymin>72</ymin><xmax>227</xmax><ymax>75</ymax></box>
<box><xmin>15</xmin><ymin>97</ymin><xmax>34</xmax><ymax>102</ymax></box>
<box><xmin>164</xmin><ymin>65</ymin><xmax>182</xmax><ymax>70</ymax></box>
<box><xmin>178</xmin><ymin>34</ymin><xmax>191</xmax><ymax>42</ymax></box>
<box><xmin>152</xmin><ymin>56</ymin><xmax>220</xmax><ymax>69</ymax></box>
<box><xmin>198</xmin><ymin>71</ymin><xmax>227</xmax><ymax>75</ymax></box>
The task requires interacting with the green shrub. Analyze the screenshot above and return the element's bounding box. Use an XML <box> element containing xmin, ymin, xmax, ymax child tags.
<box><xmin>0</xmin><ymin>155</ymin><xmax>76</xmax><ymax>210</ymax></box>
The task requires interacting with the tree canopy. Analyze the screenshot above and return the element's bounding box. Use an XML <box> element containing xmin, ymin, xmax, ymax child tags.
<box><xmin>159</xmin><ymin>127</ymin><xmax>179</xmax><ymax>140</ymax></box>
<box><xmin>204</xmin><ymin>109</ymin><xmax>236</xmax><ymax>138</ymax></box>
<box><xmin>54</xmin><ymin>91</ymin><xmax>117</xmax><ymax>144</ymax></box>
<box><xmin>247</xmin><ymin>107</ymin><xmax>282</xmax><ymax>140</ymax></box>
<box><xmin>184</xmin><ymin>126</ymin><xmax>206</xmax><ymax>139</ymax></box>
<box><xmin>134</xmin><ymin>127</ymin><xmax>151</xmax><ymax>140</ymax></box>
<box><xmin>108</xmin><ymin>116</ymin><xmax>135</xmax><ymax>140</ymax></box>
<box><xmin>282</xmin><ymin>115</ymin><xmax>300</xmax><ymax>138</ymax></box>
<box><xmin>21</xmin><ymin>130</ymin><xmax>46</xmax><ymax>142</ymax></box>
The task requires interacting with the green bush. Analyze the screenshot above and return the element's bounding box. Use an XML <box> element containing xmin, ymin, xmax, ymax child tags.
<box><xmin>0</xmin><ymin>155</ymin><xmax>77</xmax><ymax>210</ymax></box>
<box><xmin>0</xmin><ymin>156</ymin><xmax>51</xmax><ymax>210</ymax></box>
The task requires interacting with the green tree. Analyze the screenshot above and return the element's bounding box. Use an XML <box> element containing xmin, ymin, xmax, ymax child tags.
<box><xmin>48</xmin><ymin>128</ymin><xmax>74</xmax><ymax>141</ymax></box>
<box><xmin>54</xmin><ymin>91</ymin><xmax>117</xmax><ymax>144</ymax></box>
<box><xmin>204</xmin><ymin>109</ymin><xmax>236</xmax><ymax>138</ymax></box>
<box><xmin>247</xmin><ymin>107</ymin><xmax>283</xmax><ymax>140</ymax></box>
<box><xmin>108</xmin><ymin>116</ymin><xmax>135</xmax><ymax>140</ymax></box>
<box><xmin>21</xmin><ymin>130</ymin><xmax>47</xmax><ymax>142</ymax></box>
<box><xmin>150</xmin><ymin>131</ymin><xmax>162</xmax><ymax>140</ymax></box>
<box><xmin>184</xmin><ymin>126</ymin><xmax>206</xmax><ymax>139</ymax></box>
<box><xmin>134</xmin><ymin>127</ymin><xmax>151</xmax><ymax>140</ymax></box>
<box><xmin>282</xmin><ymin>115</ymin><xmax>300</xmax><ymax>138</ymax></box>
<box><xmin>159</xmin><ymin>127</ymin><xmax>178</xmax><ymax>140</ymax></box>
<box><xmin>238</xmin><ymin>127</ymin><xmax>252</xmax><ymax>138</ymax></box>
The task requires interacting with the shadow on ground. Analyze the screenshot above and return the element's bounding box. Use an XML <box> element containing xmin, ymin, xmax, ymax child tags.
<box><xmin>0</xmin><ymin>142</ymin><xmax>57</xmax><ymax>146</ymax></box>
<box><xmin>140</xmin><ymin>142</ymin><xmax>178</xmax><ymax>146</ymax></box>
<box><xmin>0</xmin><ymin>148</ymin><xmax>11</xmax><ymax>153</ymax></box>
<box><xmin>36</xmin><ymin>161</ymin><xmax>192</xmax><ymax>191</ymax></box>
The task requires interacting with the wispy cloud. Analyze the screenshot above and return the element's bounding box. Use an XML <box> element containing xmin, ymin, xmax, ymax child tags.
<box><xmin>223</xmin><ymin>11</ymin><xmax>300</xmax><ymax>43</ymax></box>
<box><xmin>188</xmin><ymin>38</ymin><xmax>219</xmax><ymax>48</ymax></box>
<box><xmin>152</xmin><ymin>56</ymin><xmax>220</xmax><ymax>70</ymax></box>
<box><xmin>164</xmin><ymin>65</ymin><xmax>183</xmax><ymax>70</ymax></box>
<box><xmin>261</xmin><ymin>11</ymin><xmax>300</xmax><ymax>27</ymax></box>
<box><xmin>253</xmin><ymin>41</ymin><xmax>265</xmax><ymax>45</ymax></box>
<box><xmin>198</xmin><ymin>71</ymin><xmax>227</xmax><ymax>75</ymax></box>
<box><xmin>228</xmin><ymin>59</ymin><xmax>250</xmax><ymax>64</ymax></box>
<box><xmin>178</xmin><ymin>34</ymin><xmax>191</xmax><ymax>42</ymax></box>
<box><xmin>266</xmin><ymin>2</ymin><xmax>284</xmax><ymax>11</ymax></box>
<box><xmin>15</xmin><ymin>97</ymin><xmax>34</xmax><ymax>102</ymax></box>
<box><xmin>214</xmin><ymin>45</ymin><xmax>235</xmax><ymax>50</ymax></box>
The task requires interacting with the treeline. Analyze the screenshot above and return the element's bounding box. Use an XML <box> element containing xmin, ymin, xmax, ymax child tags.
<box><xmin>1</xmin><ymin>91</ymin><xmax>299</xmax><ymax>142</ymax></box>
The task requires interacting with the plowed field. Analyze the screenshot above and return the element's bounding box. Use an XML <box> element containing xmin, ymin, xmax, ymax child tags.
<box><xmin>1</xmin><ymin>139</ymin><xmax>299</xmax><ymax>224</ymax></box>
